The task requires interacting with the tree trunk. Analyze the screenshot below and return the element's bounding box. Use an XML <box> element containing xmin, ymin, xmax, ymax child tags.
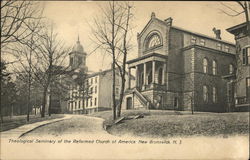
<box><xmin>27</xmin><ymin>75</ymin><xmax>31</xmax><ymax>121</ymax></box>
<box><xmin>191</xmin><ymin>98</ymin><xmax>194</xmax><ymax>115</ymax></box>
<box><xmin>111</xmin><ymin>1</ymin><xmax>116</xmax><ymax>121</ymax></box>
<box><xmin>112</xmin><ymin>62</ymin><xmax>116</xmax><ymax>120</ymax></box>
<box><xmin>117</xmin><ymin>76</ymin><xmax>126</xmax><ymax>117</ymax></box>
<box><xmin>41</xmin><ymin>85</ymin><xmax>48</xmax><ymax>118</ymax></box>
<box><xmin>48</xmin><ymin>93</ymin><xmax>51</xmax><ymax>116</ymax></box>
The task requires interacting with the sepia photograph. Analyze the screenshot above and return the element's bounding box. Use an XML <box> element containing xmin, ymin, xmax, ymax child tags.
<box><xmin>0</xmin><ymin>1</ymin><xmax>249</xmax><ymax>159</ymax></box>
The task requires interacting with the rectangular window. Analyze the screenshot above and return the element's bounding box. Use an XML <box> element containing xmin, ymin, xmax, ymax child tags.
<box><xmin>86</xmin><ymin>99</ymin><xmax>88</xmax><ymax>107</ymax></box>
<box><xmin>212</xmin><ymin>87</ymin><xmax>217</xmax><ymax>103</ymax></box>
<box><xmin>191</xmin><ymin>36</ymin><xmax>196</xmax><ymax>44</ymax></box>
<box><xmin>90</xmin><ymin>98</ymin><xmax>92</xmax><ymax>106</ymax></box>
<box><xmin>243</xmin><ymin>47</ymin><xmax>250</xmax><ymax>65</ymax></box>
<box><xmin>95</xmin><ymin>77</ymin><xmax>98</xmax><ymax>83</ymax></box>
<box><xmin>95</xmin><ymin>86</ymin><xmax>97</xmax><ymax>94</ymax></box>
<box><xmin>247</xmin><ymin>77</ymin><xmax>250</xmax><ymax>87</ymax></box>
<box><xmin>90</xmin><ymin>87</ymin><xmax>93</xmax><ymax>94</ymax></box>
<box><xmin>225</xmin><ymin>46</ymin><xmax>229</xmax><ymax>52</ymax></box>
<box><xmin>248</xmin><ymin>48</ymin><xmax>250</xmax><ymax>65</ymax></box>
<box><xmin>229</xmin><ymin>64</ymin><xmax>234</xmax><ymax>74</ymax></box>
<box><xmin>217</xmin><ymin>43</ymin><xmax>222</xmax><ymax>50</ymax></box>
<box><xmin>94</xmin><ymin>98</ymin><xmax>97</xmax><ymax>106</ymax></box>
<box><xmin>200</xmin><ymin>39</ymin><xmax>205</xmax><ymax>46</ymax></box>
<box><xmin>247</xmin><ymin>77</ymin><xmax>250</xmax><ymax>102</ymax></box>
<box><xmin>203</xmin><ymin>85</ymin><xmax>208</xmax><ymax>102</ymax></box>
<box><xmin>115</xmin><ymin>87</ymin><xmax>119</xmax><ymax>95</ymax></box>
<box><xmin>79</xmin><ymin>101</ymin><xmax>81</xmax><ymax>108</ymax></box>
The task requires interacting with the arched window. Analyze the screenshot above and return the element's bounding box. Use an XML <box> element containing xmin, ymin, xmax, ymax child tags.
<box><xmin>203</xmin><ymin>58</ymin><xmax>208</xmax><ymax>73</ymax></box>
<box><xmin>229</xmin><ymin>64</ymin><xmax>234</xmax><ymax>74</ymax></box>
<box><xmin>212</xmin><ymin>87</ymin><xmax>217</xmax><ymax>103</ymax></box>
<box><xmin>147</xmin><ymin>34</ymin><xmax>161</xmax><ymax>49</ymax></box>
<box><xmin>212</xmin><ymin>60</ymin><xmax>217</xmax><ymax>75</ymax></box>
<box><xmin>203</xmin><ymin>85</ymin><xmax>208</xmax><ymax>102</ymax></box>
<box><xmin>158</xmin><ymin>68</ymin><xmax>163</xmax><ymax>84</ymax></box>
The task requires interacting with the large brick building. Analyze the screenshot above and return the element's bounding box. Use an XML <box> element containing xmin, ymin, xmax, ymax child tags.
<box><xmin>124</xmin><ymin>13</ymin><xmax>236</xmax><ymax>112</ymax></box>
<box><xmin>226</xmin><ymin>22</ymin><xmax>250</xmax><ymax>111</ymax></box>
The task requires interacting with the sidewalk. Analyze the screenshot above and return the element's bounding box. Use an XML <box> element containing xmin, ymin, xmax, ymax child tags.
<box><xmin>0</xmin><ymin>114</ymin><xmax>73</xmax><ymax>138</ymax></box>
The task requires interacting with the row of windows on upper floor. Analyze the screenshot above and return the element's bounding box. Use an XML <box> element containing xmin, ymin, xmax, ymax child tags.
<box><xmin>88</xmin><ymin>76</ymin><xmax>98</xmax><ymax>85</ymax></box>
<box><xmin>203</xmin><ymin>58</ymin><xmax>234</xmax><ymax>75</ymax></box>
<box><xmin>144</xmin><ymin>34</ymin><xmax>232</xmax><ymax>53</ymax></box>
<box><xmin>191</xmin><ymin>36</ymin><xmax>231</xmax><ymax>52</ymax></box>
<box><xmin>70</xmin><ymin>77</ymin><xmax>98</xmax><ymax>90</ymax></box>
<box><xmin>69</xmin><ymin>97</ymin><xmax>98</xmax><ymax>110</ymax></box>
<box><xmin>70</xmin><ymin>85</ymin><xmax>98</xmax><ymax>98</ymax></box>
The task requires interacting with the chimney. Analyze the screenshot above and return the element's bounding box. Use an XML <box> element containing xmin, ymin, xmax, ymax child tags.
<box><xmin>151</xmin><ymin>12</ymin><xmax>156</xmax><ymax>19</ymax></box>
<box><xmin>213</xmin><ymin>27</ymin><xmax>221</xmax><ymax>40</ymax></box>
<box><xmin>164</xmin><ymin>17</ymin><xmax>173</xmax><ymax>26</ymax></box>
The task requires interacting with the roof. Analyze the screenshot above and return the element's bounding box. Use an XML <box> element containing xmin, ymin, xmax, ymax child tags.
<box><xmin>69</xmin><ymin>36</ymin><xmax>85</xmax><ymax>54</ymax></box>
<box><xmin>137</xmin><ymin>15</ymin><xmax>235</xmax><ymax>46</ymax></box>
<box><xmin>171</xmin><ymin>26</ymin><xmax>235</xmax><ymax>46</ymax></box>
<box><xmin>226</xmin><ymin>22</ymin><xmax>247</xmax><ymax>34</ymax></box>
<box><xmin>127</xmin><ymin>52</ymin><xmax>167</xmax><ymax>64</ymax></box>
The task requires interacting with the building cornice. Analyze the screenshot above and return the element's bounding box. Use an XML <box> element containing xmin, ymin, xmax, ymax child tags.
<box><xmin>226</xmin><ymin>22</ymin><xmax>247</xmax><ymax>34</ymax></box>
<box><xmin>127</xmin><ymin>53</ymin><xmax>167</xmax><ymax>64</ymax></box>
<box><xmin>182</xmin><ymin>44</ymin><xmax>236</xmax><ymax>57</ymax></box>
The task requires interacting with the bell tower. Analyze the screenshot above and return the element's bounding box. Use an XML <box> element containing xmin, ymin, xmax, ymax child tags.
<box><xmin>69</xmin><ymin>36</ymin><xmax>88</xmax><ymax>72</ymax></box>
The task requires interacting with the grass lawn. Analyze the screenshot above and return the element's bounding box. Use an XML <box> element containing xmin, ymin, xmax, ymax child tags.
<box><xmin>0</xmin><ymin>114</ymin><xmax>64</xmax><ymax>132</ymax></box>
<box><xmin>90</xmin><ymin>110</ymin><xmax>249</xmax><ymax>138</ymax></box>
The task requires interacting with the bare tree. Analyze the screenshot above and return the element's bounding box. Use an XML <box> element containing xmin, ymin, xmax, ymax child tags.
<box><xmin>91</xmin><ymin>1</ymin><xmax>133</xmax><ymax>120</ymax></box>
<box><xmin>1</xmin><ymin>1</ymin><xmax>43</xmax><ymax>49</ymax></box>
<box><xmin>30</xmin><ymin>25</ymin><xmax>70</xmax><ymax>117</ymax></box>
<box><xmin>114</xmin><ymin>2</ymin><xmax>134</xmax><ymax>118</ymax></box>
<box><xmin>219</xmin><ymin>1</ymin><xmax>249</xmax><ymax>33</ymax></box>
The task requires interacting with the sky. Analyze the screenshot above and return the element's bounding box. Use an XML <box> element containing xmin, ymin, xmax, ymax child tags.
<box><xmin>42</xmin><ymin>1</ymin><xmax>244</xmax><ymax>72</ymax></box>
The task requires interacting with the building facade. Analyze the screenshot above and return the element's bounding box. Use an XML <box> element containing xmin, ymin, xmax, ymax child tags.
<box><xmin>227</xmin><ymin>22</ymin><xmax>250</xmax><ymax>111</ymax></box>
<box><xmin>68</xmin><ymin>68</ymin><xmax>135</xmax><ymax>114</ymax></box>
<box><xmin>66</xmin><ymin>37</ymin><xmax>135</xmax><ymax>114</ymax></box>
<box><xmin>124</xmin><ymin>13</ymin><xmax>236</xmax><ymax>112</ymax></box>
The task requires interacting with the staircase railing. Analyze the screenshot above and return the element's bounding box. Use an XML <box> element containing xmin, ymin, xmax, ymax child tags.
<box><xmin>133</xmin><ymin>88</ymin><xmax>150</xmax><ymax>108</ymax></box>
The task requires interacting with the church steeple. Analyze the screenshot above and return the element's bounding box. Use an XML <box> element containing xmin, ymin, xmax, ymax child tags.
<box><xmin>69</xmin><ymin>35</ymin><xmax>88</xmax><ymax>72</ymax></box>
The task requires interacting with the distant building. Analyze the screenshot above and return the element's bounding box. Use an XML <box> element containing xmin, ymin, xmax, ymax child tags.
<box><xmin>66</xmin><ymin>37</ymin><xmax>135</xmax><ymax>114</ymax></box>
<box><xmin>123</xmin><ymin>13</ymin><xmax>236</xmax><ymax>112</ymax></box>
<box><xmin>227</xmin><ymin>22</ymin><xmax>250</xmax><ymax>111</ymax></box>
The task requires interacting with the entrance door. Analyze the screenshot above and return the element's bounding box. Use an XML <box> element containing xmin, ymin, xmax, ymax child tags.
<box><xmin>126</xmin><ymin>97</ymin><xmax>132</xmax><ymax>109</ymax></box>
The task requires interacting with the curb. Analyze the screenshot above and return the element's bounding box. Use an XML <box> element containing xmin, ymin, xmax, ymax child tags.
<box><xmin>17</xmin><ymin>115</ymin><xmax>73</xmax><ymax>138</ymax></box>
<box><xmin>19</xmin><ymin>119</ymin><xmax>66</xmax><ymax>138</ymax></box>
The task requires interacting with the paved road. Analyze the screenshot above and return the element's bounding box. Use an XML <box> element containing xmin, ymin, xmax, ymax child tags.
<box><xmin>22</xmin><ymin>115</ymin><xmax>115</xmax><ymax>139</ymax></box>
